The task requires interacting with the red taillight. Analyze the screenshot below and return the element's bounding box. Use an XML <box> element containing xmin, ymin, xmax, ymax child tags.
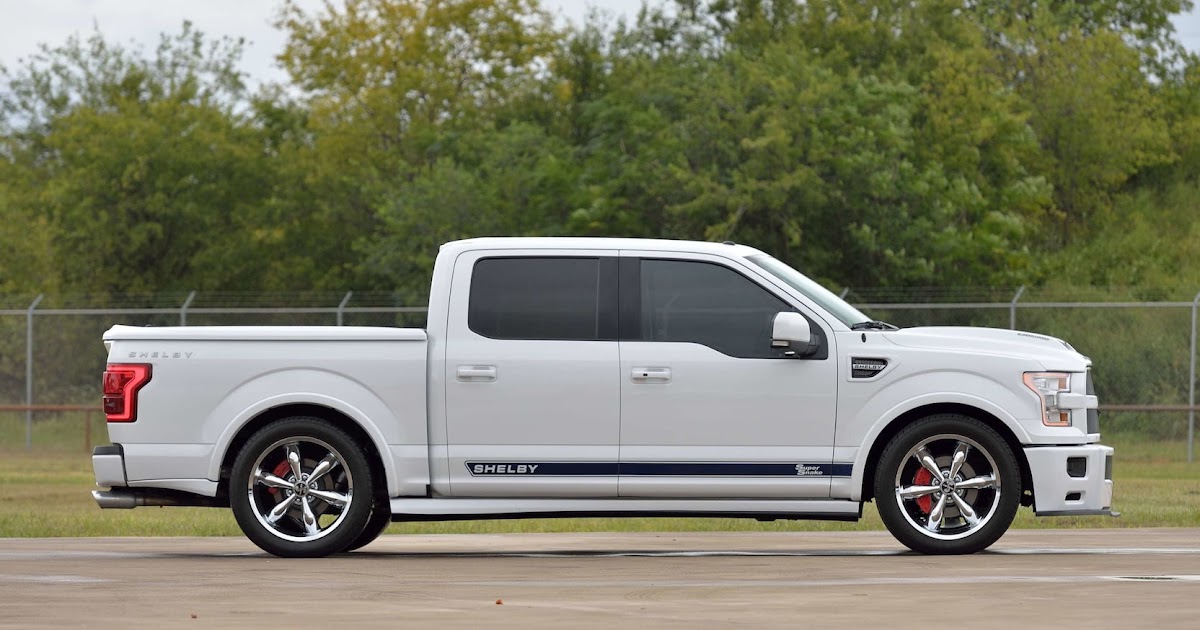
<box><xmin>102</xmin><ymin>363</ymin><xmax>152</xmax><ymax>422</ymax></box>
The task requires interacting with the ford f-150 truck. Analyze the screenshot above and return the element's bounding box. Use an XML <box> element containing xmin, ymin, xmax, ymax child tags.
<box><xmin>93</xmin><ymin>237</ymin><xmax>1113</xmax><ymax>557</ymax></box>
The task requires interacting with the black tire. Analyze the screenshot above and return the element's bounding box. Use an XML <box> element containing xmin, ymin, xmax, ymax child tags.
<box><xmin>345</xmin><ymin>503</ymin><xmax>392</xmax><ymax>552</ymax></box>
<box><xmin>873</xmin><ymin>414</ymin><xmax>1021</xmax><ymax>555</ymax></box>
<box><xmin>230</xmin><ymin>416</ymin><xmax>374</xmax><ymax>558</ymax></box>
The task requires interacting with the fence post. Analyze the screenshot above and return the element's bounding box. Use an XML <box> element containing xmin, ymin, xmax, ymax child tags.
<box><xmin>180</xmin><ymin>291</ymin><xmax>197</xmax><ymax>326</ymax></box>
<box><xmin>1009</xmin><ymin>286</ymin><xmax>1025</xmax><ymax>330</ymax></box>
<box><xmin>25</xmin><ymin>294</ymin><xmax>43</xmax><ymax>451</ymax></box>
<box><xmin>1190</xmin><ymin>290</ymin><xmax>1200</xmax><ymax>464</ymax></box>
<box><xmin>336</xmin><ymin>291</ymin><xmax>353</xmax><ymax>326</ymax></box>
<box><xmin>84</xmin><ymin>408</ymin><xmax>93</xmax><ymax>453</ymax></box>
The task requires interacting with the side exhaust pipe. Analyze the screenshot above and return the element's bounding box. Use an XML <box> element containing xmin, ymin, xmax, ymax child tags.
<box><xmin>92</xmin><ymin>488</ymin><xmax>222</xmax><ymax>509</ymax></box>
<box><xmin>92</xmin><ymin>490</ymin><xmax>138</xmax><ymax>509</ymax></box>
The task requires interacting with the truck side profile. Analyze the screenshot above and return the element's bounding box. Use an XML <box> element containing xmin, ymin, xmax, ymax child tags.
<box><xmin>93</xmin><ymin>238</ymin><xmax>1114</xmax><ymax>557</ymax></box>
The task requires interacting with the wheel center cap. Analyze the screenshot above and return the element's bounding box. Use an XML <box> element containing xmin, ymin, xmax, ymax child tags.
<box><xmin>296</xmin><ymin>483</ymin><xmax>309</xmax><ymax>496</ymax></box>
<box><xmin>941</xmin><ymin>480</ymin><xmax>954</xmax><ymax>493</ymax></box>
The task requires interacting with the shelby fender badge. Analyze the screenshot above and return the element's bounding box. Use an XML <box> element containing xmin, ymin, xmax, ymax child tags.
<box><xmin>851</xmin><ymin>357</ymin><xmax>888</xmax><ymax>379</ymax></box>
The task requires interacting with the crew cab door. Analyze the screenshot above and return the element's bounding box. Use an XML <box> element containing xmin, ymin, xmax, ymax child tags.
<box><xmin>617</xmin><ymin>253</ymin><xmax>839</xmax><ymax>498</ymax></box>
<box><xmin>443</xmin><ymin>250</ymin><xmax>620</xmax><ymax>496</ymax></box>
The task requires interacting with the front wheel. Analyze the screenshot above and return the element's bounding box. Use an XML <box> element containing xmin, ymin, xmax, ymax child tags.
<box><xmin>874</xmin><ymin>414</ymin><xmax>1021</xmax><ymax>554</ymax></box>
<box><xmin>345</xmin><ymin>503</ymin><xmax>392</xmax><ymax>552</ymax></box>
<box><xmin>230</xmin><ymin>417</ymin><xmax>374</xmax><ymax>558</ymax></box>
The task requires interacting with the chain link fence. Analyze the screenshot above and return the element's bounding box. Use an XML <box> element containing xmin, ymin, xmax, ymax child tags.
<box><xmin>1</xmin><ymin>288</ymin><xmax>1197</xmax><ymax>460</ymax></box>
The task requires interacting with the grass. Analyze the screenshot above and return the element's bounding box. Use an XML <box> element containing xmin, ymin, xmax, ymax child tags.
<box><xmin>0</xmin><ymin>410</ymin><xmax>105</xmax><ymax>453</ymax></box>
<box><xmin>1</xmin><ymin>430</ymin><xmax>1197</xmax><ymax>538</ymax></box>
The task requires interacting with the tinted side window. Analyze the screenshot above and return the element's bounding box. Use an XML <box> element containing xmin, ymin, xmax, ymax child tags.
<box><xmin>639</xmin><ymin>259</ymin><xmax>790</xmax><ymax>358</ymax></box>
<box><xmin>469</xmin><ymin>257</ymin><xmax>601</xmax><ymax>340</ymax></box>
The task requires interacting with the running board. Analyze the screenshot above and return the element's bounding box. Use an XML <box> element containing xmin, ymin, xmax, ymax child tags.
<box><xmin>388</xmin><ymin>498</ymin><xmax>862</xmax><ymax>522</ymax></box>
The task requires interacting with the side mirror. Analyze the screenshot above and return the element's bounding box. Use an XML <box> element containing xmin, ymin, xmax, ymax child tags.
<box><xmin>772</xmin><ymin>312</ymin><xmax>817</xmax><ymax>358</ymax></box>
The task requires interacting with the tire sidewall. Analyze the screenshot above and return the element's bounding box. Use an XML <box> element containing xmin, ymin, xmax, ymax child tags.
<box><xmin>345</xmin><ymin>504</ymin><xmax>392</xmax><ymax>552</ymax></box>
<box><xmin>874</xmin><ymin>414</ymin><xmax>1021</xmax><ymax>555</ymax></box>
<box><xmin>230</xmin><ymin>416</ymin><xmax>374</xmax><ymax>558</ymax></box>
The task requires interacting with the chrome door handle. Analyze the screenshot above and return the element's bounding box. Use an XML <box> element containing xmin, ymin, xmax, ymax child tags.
<box><xmin>631</xmin><ymin>367</ymin><xmax>671</xmax><ymax>384</ymax></box>
<box><xmin>457</xmin><ymin>365</ymin><xmax>497</xmax><ymax>382</ymax></box>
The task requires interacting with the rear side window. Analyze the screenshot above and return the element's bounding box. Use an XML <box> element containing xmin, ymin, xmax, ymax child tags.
<box><xmin>638</xmin><ymin>259</ymin><xmax>791</xmax><ymax>358</ymax></box>
<box><xmin>469</xmin><ymin>257</ymin><xmax>601</xmax><ymax>340</ymax></box>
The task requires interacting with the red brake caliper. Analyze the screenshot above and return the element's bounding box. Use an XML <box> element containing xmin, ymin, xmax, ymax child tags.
<box><xmin>267</xmin><ymin>460</ymin><xmax>292</xmax><ymax>495</ymax></box>
<box><xmin>913</xmin><ymin>468</ymin><xmax>934</xmax><ymax>514</ymax></box>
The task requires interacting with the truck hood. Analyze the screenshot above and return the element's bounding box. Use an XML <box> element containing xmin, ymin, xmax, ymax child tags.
<box><xmin>882</xmin><ymin>326</ymin><xmax>1090</xmax><ymax>370</ymax></box>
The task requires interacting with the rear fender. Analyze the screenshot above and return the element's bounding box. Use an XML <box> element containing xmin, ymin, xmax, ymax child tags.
<box><xmin>206</xmin><ymin>369</ymin><xmax>420</xmax><ymax>497</ymax></box>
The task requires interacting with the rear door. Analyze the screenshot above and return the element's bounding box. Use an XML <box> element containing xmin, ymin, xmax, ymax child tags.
<box><xmin>443</xmin><ymin>250</ymin><xmax>620</xmax><ymax>496</ymax></box>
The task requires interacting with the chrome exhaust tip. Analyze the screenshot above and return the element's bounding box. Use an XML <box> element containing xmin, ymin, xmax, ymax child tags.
<box><xmin>92</xmin><ymin>489</ymin><xmax>138</xmax><ymax>509</ymax></box>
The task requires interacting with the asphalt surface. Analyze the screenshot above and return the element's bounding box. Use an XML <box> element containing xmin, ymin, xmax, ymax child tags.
<box><xmin>1</xmin><ymin>529</ymin><xmax>1198</xmax><ymax>628</ymax></box>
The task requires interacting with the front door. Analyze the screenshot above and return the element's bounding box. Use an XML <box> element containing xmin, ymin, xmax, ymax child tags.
<box><xmin>444</xmin><ymin>251</ymin><xmax>620</xmax><ymax>497</ymax></box>
<box><xmin>617</xmin><ymin>254</ymin><xmax>840</xmax><ymax>498</ymax></box>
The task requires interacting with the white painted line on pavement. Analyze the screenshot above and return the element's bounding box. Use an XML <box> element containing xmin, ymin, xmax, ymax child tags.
<box><xmin>0</xmin><ymin>574</ymin><xmax>111</xmax><ymax>584</ymax></box>
<box><xmin>456</xmin><ymin>574</ymin><xmax>1200</xmax><ymax>588</ymax></box>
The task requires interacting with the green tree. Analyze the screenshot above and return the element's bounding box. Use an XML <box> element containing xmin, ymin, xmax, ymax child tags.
<box><xmin>272</xmin><ymin>0</ymin><xmax>565</xmax><ymax>289</ymax></box>
<box><xmin>562</xmin><ymin>1</ymin><xmax>1048</xmax><ymax>287</ymax></box>
<box><xmin>359</xmin><ymin>123</ymin><xmax>582</xmax><ymax>297</ymax></box>
<box><xmin>1018</xmin><ymin>24</ymin><xmax>1173</xmax><ymax>244</ymax></box>
<box><xmin>0</xmin><ymin>172</ymin><xmax>58</xmax><ymax>295</ymax></box>
<box><xmin>1147</xmin><ymin>56</ymin><xmax>1200</xmax><ymax>184</ymax></box>
<box><xmin>0</xmin><ymin>24</ymin><xmax>276</xmax><ymax>293</ymax></box>
<box><xmin>968</xmin><ymin>0</ymin><xmax>1194</xmax><ymax>76</ymax></box>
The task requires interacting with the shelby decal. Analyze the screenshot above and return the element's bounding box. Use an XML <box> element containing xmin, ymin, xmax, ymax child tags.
<box><xmin>471</xmin><ymin>463</ymin><xmax>540</xmax><ymax>475</ymax></box>
<box><xmin>467</xmin><ymin>462</ymin><xmax>620</xmax><ymax>476</ymax></box>
<box><xmin>129</xmin><ymin>351</ymin><xmax>194</xmax><ymax>359</ymax></box>
<box><xmin>794</xmin><ymin>464</ymin><xmax>824</xmax><ymax>476</ymax></box>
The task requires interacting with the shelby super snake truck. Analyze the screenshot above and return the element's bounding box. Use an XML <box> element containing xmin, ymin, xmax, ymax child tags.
<box><xmin>93</xmin><ymin>237</ymin><xmax>1113</xmax><ymax>557</ymax></box>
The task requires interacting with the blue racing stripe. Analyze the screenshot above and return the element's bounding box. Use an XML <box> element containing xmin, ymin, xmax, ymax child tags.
<box><xmin>621</xmin><ymin>462</ymin><xmax>850</xmax><ymax>477</ymax></box>
<box><xmin>466</xmin><ymin>461</ymin><xmax>853</xmax><ymax>477</ymax></box>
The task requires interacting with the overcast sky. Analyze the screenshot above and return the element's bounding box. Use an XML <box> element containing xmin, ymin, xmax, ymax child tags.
<box><xmin>0</xmin><ymin>0</ymin><xmax>644</xmax><ymax>88</ymax></box>
<box><xmin>1</xmin><ymin>0</ymin><xmax>1199</xmax><ymax>88</ymax></box>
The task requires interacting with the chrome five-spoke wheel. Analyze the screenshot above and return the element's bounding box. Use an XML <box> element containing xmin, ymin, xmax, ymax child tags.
<box><xmin>247</xmin><ymin>437</ymin><xmax>354</xmax><ymax>543</ymax></box>
<box><xmin>875</xmin><ymin>414</ymin><xmax>1021</xmax><ymax>555</ymax></box>
<box><xmin>230</xmin><ymin>417</ymin><xmax>375</xmax><ymax>557</ymax></box>
<box><xmin>894</xmin><ymin>434</ymin><xmax>1000</xmax><ymax>540</ymax></box>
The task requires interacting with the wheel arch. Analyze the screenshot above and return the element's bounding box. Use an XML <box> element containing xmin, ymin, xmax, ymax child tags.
<box><xmin>856</xmin><ymin>402</ymin><xmax>1033</xmax><ymax>506</ymax></box>
<box><xmin>215</xmin><ymin>402</ymin><xmax>391</xmax><ymax>502</ymax></box>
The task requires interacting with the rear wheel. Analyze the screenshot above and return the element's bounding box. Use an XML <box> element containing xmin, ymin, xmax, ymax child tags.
<box><xmin>874</xmin><ymin>414</ymin><xmax>1020</xmax><ymax>554</ymax></box>
<box><xmin>230</xmin><ymin>417</ymin><xmax>374</xmax><ymax>558</ymax></box>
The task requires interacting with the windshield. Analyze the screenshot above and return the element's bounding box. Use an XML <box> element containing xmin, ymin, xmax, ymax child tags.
<box><xmin>746</xmin><ymin>254</ymin><xmax>868</xmax><ymax>327</ymax></box>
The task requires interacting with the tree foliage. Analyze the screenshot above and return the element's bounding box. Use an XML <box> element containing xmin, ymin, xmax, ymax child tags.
<box><xmin>1</xmin><ymin>0</ymin><xmax>1198</xmax><ymax>298</ymax></box>
<box><xmin>0</xmin><ymin>24</ymin><xmax>276</xmax><ymax>293</ymax></box>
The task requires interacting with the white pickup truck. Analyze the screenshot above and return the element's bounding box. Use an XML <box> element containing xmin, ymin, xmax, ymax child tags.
<box><xmin>93</xmin><ymin>237</ymin><xmax>1113</xmax><ymax>557</ymax></box>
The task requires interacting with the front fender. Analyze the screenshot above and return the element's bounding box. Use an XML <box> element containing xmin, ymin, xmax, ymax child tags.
<box><xmin>845</xmin><ymin>372</ymin><xmax>1034</xmax><ymax>501</ymax></box>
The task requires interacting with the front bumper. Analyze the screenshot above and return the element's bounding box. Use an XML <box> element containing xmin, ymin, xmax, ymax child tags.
<box><xmin>1024</xmin><ymin>443</ymin><xmax>1116</xmax><ymax>516</ymax></box>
